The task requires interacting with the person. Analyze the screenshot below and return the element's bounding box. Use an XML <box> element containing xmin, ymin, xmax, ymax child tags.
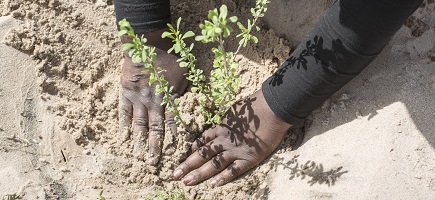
<box><xmin>114</xmin><ymin>0</ymin><xmax>423</xmax><ymax>187</ymax></box>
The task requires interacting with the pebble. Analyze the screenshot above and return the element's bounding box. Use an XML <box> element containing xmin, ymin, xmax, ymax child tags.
<box><xmin>82</xmin><ymin>149</ymin><xmax>91</xmax><ymax>155</ymax></box>
<box><xmin>60</xmin><ymin>167</ymin><xmax>70</xmax><ymax>172</ymax></box>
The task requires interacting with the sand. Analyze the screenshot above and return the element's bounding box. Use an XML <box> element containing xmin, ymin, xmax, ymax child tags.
<box><xmin>0</xmin><ymin>0</ymin><xmax>434</xmax><ymax>199</ymax></box>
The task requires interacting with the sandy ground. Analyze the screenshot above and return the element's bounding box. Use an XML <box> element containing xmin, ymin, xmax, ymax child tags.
<box><xmin>1</xmin><ymin>0</ymin><xmax>434</xmax><ymax>199</ymax></box>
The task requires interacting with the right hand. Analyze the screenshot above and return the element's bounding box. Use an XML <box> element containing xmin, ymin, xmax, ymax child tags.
<box><xmin>118</xmin><ymin>29</ymin><xmax>188</xmax><ymax>165</ymax></box>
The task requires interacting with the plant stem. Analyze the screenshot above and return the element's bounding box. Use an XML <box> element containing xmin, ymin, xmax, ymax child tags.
<box><xmin>232</xmin><ymin>2</ymin><xmax>265</xmax><ymax>61</ymax></box>
<box><xmin>150</xmin><ymin>61</ymin><xmax>187</xmax><ymax>127</ymax></box>
<box><xmin>218</xmin><ymin>35</ymin><xmax>229</xmax><ymax>74</ymax></box>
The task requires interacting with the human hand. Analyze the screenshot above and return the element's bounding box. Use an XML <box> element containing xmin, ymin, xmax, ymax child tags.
<box><xmin>118</xmin><ymin>30</ymin><xmax>188</xmax><ymax>165</ymax></box>
<box><xmin>173</xmin><ymin>90</ymin><xmax>292</xmax><ymax>187</ymax></box>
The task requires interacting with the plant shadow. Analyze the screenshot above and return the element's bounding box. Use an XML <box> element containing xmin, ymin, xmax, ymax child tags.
<box><xmin>268</xmin><ymin>155</ymin><xmax>348</xmax><ymax>187</ymax></box>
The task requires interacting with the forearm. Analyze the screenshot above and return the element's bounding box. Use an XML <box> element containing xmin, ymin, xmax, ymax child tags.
<box><xmin>262</xmin><ymin>0</ymin><xmax>423</xmax><ymax>125</ymax></box>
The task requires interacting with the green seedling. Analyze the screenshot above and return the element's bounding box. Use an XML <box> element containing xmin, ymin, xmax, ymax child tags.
<box><xmin>2</xmin><ymin>194</ymin><xmax>22</xmax><ymax>200</ymax></box>
<box><xmin>119</xmin><ymin>0</ymin><xmax>270</xmax><ymax>126</ymax></box>
<box><xmin>97</xmin><ymin>190</ymin><xmax>106</xmax><ymax>200</ymax></box>
<box><xmin>118</xmin><ymin>19</ymin><xmax>185</xmax><ymax>125</ymax></box>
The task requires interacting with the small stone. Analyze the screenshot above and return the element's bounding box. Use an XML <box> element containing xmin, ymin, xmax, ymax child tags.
<box><xmin>338</xmin><ymin>93</ymin><xmax>350</xmax><ymax>101</ymax></box>
<box><xmin>39</xmin><ymin>158</ymin><xmax>50</xmax><ymax>164</ymax></box>
<box><xmin>60</xmin><ymin>167</ymin><xmax>70</xmax><ymax>172</ymax></box>
<box><xmin>11</xmin><ymin>11</ymin><xmax>23</xmax><ymax>18</ymax></box>
<box><xmin>82</xmin><ymin>149</ymin><xmax>91</xmax><ymax>155</ymax></box>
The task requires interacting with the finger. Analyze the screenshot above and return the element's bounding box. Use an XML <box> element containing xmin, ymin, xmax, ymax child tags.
<box><xmin>165</xmin><ymin>93</ymin><xmax>182</xmax><ymax>135</ymax></box>
<box><xmin>173</xmin><ymin>137</ymin><xmax>227</xmax><ymax>180</ymax></box>
<box><xmin>190</xmin><ymin>127</ymin><xmax>220</xmax><ymax>152</ymax></box>
<box><xmin>119</xmin><ymin>91</ymin><xmax>133</xmax><ymax>143</ymax></box>
<box><xmin>165</xmin><ymin>109</ymin><xmax>177</xmax><ymax>135</ymax></box>
<box><xmin>147</xmin><ymin>103</ymin><xmax>165</xmax><ymax>165</ymax></box>
<box><xmin>132</xmin><ymin>103</ymin><xmax>149</xmax><ymax>161</ymax></box>
<box><xmin>181</xmin><ymin>152</ymin><xmax>236</xmax><ymax>186</ymax></box>
<box><xmin>208</xmin><ymin>160</ymin><xmax>253</xmax><ymax>188</ymax></box>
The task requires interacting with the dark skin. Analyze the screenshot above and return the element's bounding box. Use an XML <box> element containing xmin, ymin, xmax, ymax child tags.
<box><xmin>119</xmin><ymin>28</ymin><xmax>188</xmax><ymax>164</ymax></box>
<box><xmin>119</xmin><ymin>28</ymin><xmax>292</xmax><ymax>185</ymax></box>
<box><xmin>173</xmin><ymin>90</ymin><xmax>292</xmax><ymax>187</ymax></box>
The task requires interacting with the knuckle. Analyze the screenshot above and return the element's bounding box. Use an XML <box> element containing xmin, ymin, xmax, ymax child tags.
<box><xmin>243</xmin><ymin>149</ymin><xmax>257</xmax><ymax>158</ymax></box>
<box><xmin>149</xmin><ymin>118</ymin><xmax>164</xmax><ymax>132</ymax></box>
<box><xmin>228</xmin><ymin>164</ymin><xmax>241</xmax><ymax>177</ymax></box>
<box><xmin>165</xmin><ymin>118</ymin><xmax>176</xmax><ymax>127</ymax></box>
<box><xmin>197</xmin><ymin>147</ymin><xmax>208</xmax><ymax>159</ymax></box>
<box><xmin>134</xmin><ymin>117</ymin><xmax>148</xmax><ymax>128</ymax></box>
<box><xmin>195</xmin><ymin>137</ymin><xmax>206</xmax><ymax>147</ymax></box>
<box><xmin>211</xmin><ymin>155</ymin><xmax>224</xmax><ymax>169</ymax></box>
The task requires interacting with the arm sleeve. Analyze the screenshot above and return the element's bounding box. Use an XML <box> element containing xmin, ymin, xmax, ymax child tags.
<box><xmin>114</xmin><ymin>0</ymin><xmax>171</xmax><ymax>34</ymax></box>
<box><xmin>262</xmin><ymin>0</ymin><xmax>423</xmax><ymax>125</ymax></box>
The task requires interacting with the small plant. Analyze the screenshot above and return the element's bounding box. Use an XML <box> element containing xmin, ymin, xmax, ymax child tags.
<box><xmin>144</xmin><ymin>190</ymin><xmax>187</xmax><ymax>200</ymax></box>
<box><xmin>2</xmin><ymin>194</ymin><xmax>22</xmax><ymax>200</ymax></box>
<box><xmin>118</xmin><ymin>19</ymin><xmax>185</xmax><ymax>125</ymax></box>
<box><xmin>118</xmin><ymin>0</ymin><xmax>270</xmax><ymax>126</ymax></box>
<box><xmin>97</xmin><ymin>190</ymin><xmax>106</xmax><ymax>200</ymax></box>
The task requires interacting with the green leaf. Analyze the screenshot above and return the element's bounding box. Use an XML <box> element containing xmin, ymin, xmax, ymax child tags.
<box><xmin>176</xmin><ymin>17</ymin><xmax>182</xmax><ymax>30</ymax></box>
<box><xmin>179</xmin><ymin>62</ymin><xmax>188</xmax><ymax>67</ymax></box>
<box><xmin>195</xmin><ymin>35</ymin><xmax>205</xmax><ymax>41</ymax></box>
<box><xmin>215</xmin><ymin>27</ymin><xmax>222</xmax><ymax>34</ymax></box>
<box><xmin>251</xmin><ymin>8</ymin><xmax>256</xmax><ymax>16</ymax></box>
<box><xmin>155</xmin><ymin>85</ymin><xmax>162</xmax><ymax>94</ymax></box>
<box><xmin>182</xmin><ymin>31</ymin><xmax>195</xmax><ymax>39</ymax></box>
<box><xmin>141</xmin><ymin>48</ymin><xmax>148</xmax><ymax>62</ymax></box>
<box><xmin>121</xmin><ymin>43</ymin><xmax>134</xmax><ymax>51</ymax></box>
<box><xmin>238</xmin><ymin>38</ymin><xmax>245</xmax><ymax>45</ymax></box>
<box><xmin>251</xmin><ymin>35</ymin><xmax>258</xmax><ymax>43</ymax></box>
<box><xmin>161</xmin><ymin>31</ymin><xmax>174</xmax><ymax>39</ymax></box>
<box><xmin>161</xmin><ymin>79</ymin><xmax>168</xmax><ymax>85</ymax></box>
<box><xmin>149</xmin><ymin>73</ymin><xmax>157</xmax><ymax>85</ymax></box>
<box><xmin>132</xmin><ymin>55</ymin><xmax>141</xmax><ymax>64</ymax></box>
<box><xmin>174</xmin><ymin>43</ymin><xmax>181</xmax><ymax>53</ymax></box>
<box><xmin>214</xmin><ymin>116</ymin><xmax>221</xmax><ymax>125</ymax></box>
<box><xmin>229</xmin><ymin>16</ymin><xmax>238</xmax><ymax>23</ymax></box>
<box><xmin>219</xmin><ymin>5</ymin><xmax>228</xmax><ymax>20</ymax></box>
<box><xmin>237</xmin><ymin>22</ymin><xmax>246</xmax><ymax>31</ymax></box>
<box><xmin>118</xmin><ymin>29</ymin><xmax>128</xmax><ymax>37</ymax></box>
<box><xmin>191</xmin><ymin>87</ymin><xmax>198</xmax><ymax>93</ymax></box>
<box><xmin>167</xmin><ymin>47</ymin><xmax>174</xmax><ymax>53</ymax></box>
<box><xmin>174</xmin><ymin>98</ymin><xmax>180</xmax><ymax>106</ymax></box>
<box><xmin>128</xmin><ymin>49</ymin><xmax>135</xmax><ymax>57</ymax></box>
<box><xmin>118</xmin><ymin>19</ymin><xmax>130</xmax><ymax>28</ymax></box>
<box><xmin>256</xmin><ymin>25</ymin><xmax>261</xmax><ymax>31</ymax></box>
<box><xmin>167</xmin><ymin>23</ymin><xmax>174</xmax><ymax>30</ymax></box>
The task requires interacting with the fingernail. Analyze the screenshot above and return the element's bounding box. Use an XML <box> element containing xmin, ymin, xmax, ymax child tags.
<box><xmin>173</xmin><ymin>169</ymin><xmax>183</xmax><ymax>179</ymax></box>
<box><xmin>182</xmin><ymin>175</ymin><xmax>193</xmax><ymax>185</ymax></box>
<box><xmin>209</xmin><ymin>179</ymin><xmax>217</xmax><ymax>188</ymax></box>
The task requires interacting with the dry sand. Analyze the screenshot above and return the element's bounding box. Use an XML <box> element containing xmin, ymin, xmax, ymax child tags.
<box><xmin>0</xmin><ymin>0</ymin><xmax>434</xmax><ymax>199</ymax></box>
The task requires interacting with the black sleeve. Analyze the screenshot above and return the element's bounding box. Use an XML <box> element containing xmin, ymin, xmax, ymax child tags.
<box><xmin>262</xmin><ymin>0</ymin><xmax>423</xmax><ymax>125</ymax></box>
<box><xmin>114</xmin><ymin>0</ymin><xmax>171</xmax><ymax>34</ymax></box>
